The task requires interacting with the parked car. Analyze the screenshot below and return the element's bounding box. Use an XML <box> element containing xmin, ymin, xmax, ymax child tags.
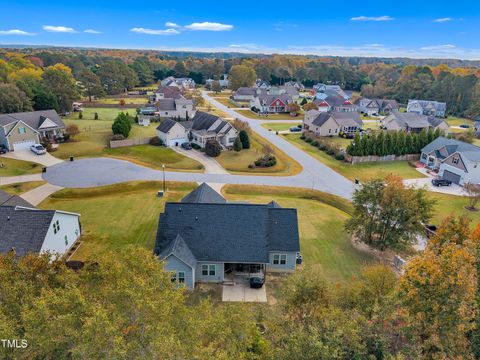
<box><xmin>290</xmin><ymin>126</ymin><xmax>301</xmax><ymax>132</ymax></box>
<box><xmin>460</xmin><ymin>124</ymin><xmax>470</xmax><ymax>129</ymax></box>
<box><xmin>181</xmin><ymin>142</ymin><xmax>192</xmax><ymax>150</ymax></box>
<box><xmin>249</xmin><ymin>277</ymin><xmax>264</xmax><ymax>289</ymax></box>
<box><xmin>0</xmin><ymin>146</ymin><xmax>7</xmax><ymax>154</ymax></box>
<box><xmin>431</xmin><ymin>178</ymin><xmax>452</xmax><ymax>187</ymax></box>
<box><xmin>30</xmin><ymin>144</ymin><xmax>46</xmax><ymax>155</ymax></box>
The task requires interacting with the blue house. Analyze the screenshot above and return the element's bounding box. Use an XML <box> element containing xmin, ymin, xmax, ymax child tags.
<box><xmin>154</xmin><ymin>183</ymin><xmax>300</xmax><ymax>289</ymax></box>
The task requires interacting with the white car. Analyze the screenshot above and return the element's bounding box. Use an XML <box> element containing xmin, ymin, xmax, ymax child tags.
<box><xmin>30</xmin><ymin>144</ymin><xmax>46</xmax><ymax>155</ymax></box>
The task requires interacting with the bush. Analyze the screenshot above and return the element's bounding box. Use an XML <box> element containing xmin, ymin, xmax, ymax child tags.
<box><xmin>300</xmin><ymin>134</ymin><xmax>306</xmax><ymax>140</ymax></box>
<box><xmin>326</xmin><ymin>149</ymin><xmax>335</xmax><ymax>156</ymax></box>
<box><xmin>112</xmin><ymin>112</ymin><xmax>131</xmax><ymax>138</ymax></box>
<box><xmin>239</xmin><ymin>130</ymin><xmax>250</xmax><ymax>149</ymax></box>
<box><xmin>305</xmin><ymin>137</ymin><xmax>312</xmax><ymax>143</ymax></box>
<box><xmin>78</xmin><ymin>111</ymin><xmax>83</xmax><ymax>119</ymax></box>
<box><xmin>233</xmin><ymin>136</ymin><xmax>243</xmax><ymax>152</ymax></box>
<box><xmin>62</xmin><ymin>133</ymin><xmax>70</xmax><ymax>142</ymax></box>
<box><xmin>335</xmin><ymin>154</ymin><xmax>345</xmax><ymax>161</ymax></box>
<box><xmin>149</xmin><ymin>136</ymin><xmax>163</xmax><ymax>146</ymax></box>
<box><xmin>318</xmin><ymin>144</ymin><xmax>327</xmax><ymax>151</ymax></box>
<box><xmin>205</xmin><ymin>140</ymin><xmax>222</xmax><ymax>157</ymax></box>
<box><xmin>254</xmin><ymin>154</ymin><xmax>277</xmax><ymax>167</ymax></box>
<box><xmin>191</xmin><ymin>143</ymin><xmax>201</xmax><ymax>150</ymax></box>
<box><xmin>311</xmin><ymin>140</ymin><xmax>319</xmax><ymax>146</ymax></box>
<box><xmin>66</xmin><ymin>124</ymin><xmax>80</xmax><ymax>139</ymax></box>
<box><xmin>94</xmin><ymin>112</ymin><xmax>99</xmax><ymax>120</ymax></box>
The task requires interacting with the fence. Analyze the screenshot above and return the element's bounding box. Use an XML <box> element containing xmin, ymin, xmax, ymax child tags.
<box><xmin>345</xmin><ymin>153</ymin><xmax>420</xmax><ymax>164</ymax></box>
<box><xmin>109</xmin><ymin>137</ymin><xmax>151</xmax><ymax>148</ymax></box>
<box><xmin>83</xmin><ymin>103</ymin><xmax>141</xmax><ymax>109</ymax></box>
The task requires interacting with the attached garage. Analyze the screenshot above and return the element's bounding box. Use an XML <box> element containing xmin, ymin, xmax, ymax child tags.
<box><xmin>442</xmin><ymin>170</ymin><xmax>462</xmax><ymax>184</ymax></box>
<box><xmin>12</xmin><ymin>139</ymin><xmax>36</xmax><ymax>151</ymax></box>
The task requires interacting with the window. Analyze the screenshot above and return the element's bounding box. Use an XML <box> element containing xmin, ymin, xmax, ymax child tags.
<box><xmin>421</xmin><ymin>153</ymin><xmax>427</xmax><ymax>160</ymax></box>
<box><xmin>177</xmin><ymin>272</ymin><xmax>185</xmax><ymax>283</ymax></box>
<box><xmin>53</xmin><ymin>220</ymin><xmax>60</xmax><ymax>234</ymax></box>
<box><xmin>64</xmin><ymin>235</ymin><xmax>68</xmax><ymax>246</ymax></box>
<box><xmin>272</xmin><ymin>254</ymin><xmax>287</xmax><ymax>265</ymax></box>
<box><xmin>452</xmin><ymin>157</ymin><xmax>459</xmax><ymax>164</ymax></box>
<box><xmin>202</xmin><ymin>264</ymin><xmax>216</xmax><ymax>276</ymax></box>
<box><xmin>18</xmin><ymin>127</ymin><xmax>26</xmax><ymax>134</ymax></box>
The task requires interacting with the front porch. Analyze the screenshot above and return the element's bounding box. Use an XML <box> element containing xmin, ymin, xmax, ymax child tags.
<box><xmin>223</xmin><ymin>263</ymin><xmax>265</xmax><ymax>283</ymax></box>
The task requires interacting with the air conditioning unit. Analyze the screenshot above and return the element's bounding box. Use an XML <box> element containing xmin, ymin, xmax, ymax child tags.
<box><xmin>157</xmin><ymin>191</ymin><xmax>164</xmax><ymax>198</ymax></box>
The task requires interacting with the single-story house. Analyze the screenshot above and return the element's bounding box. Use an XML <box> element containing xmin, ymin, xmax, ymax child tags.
<box><xmin>0</xmin><ymin>110</ymin><xmax>65</xmax><ymax>151</ymax></box>
<box><xmin>313</xmin><ymin>95</ymin><xmax>356</xmax><ymax>113</ymax></box>
<box><xmin>0</xmin><ymin>204</ymin><xmax>81</xmax><ymax>257</ymax></box>
<box><xmin>284</xmin><ymin>81</ymin><xmax>305</xmax><ymax>91</ymax></box>
<box><xmin>154</xmin><ymin>86</ymin><xmax>183</xmax><ymax>102</ymax></box>
<box><xmin>233</xmin><ymin>87</ymin><xmax>258</xmax><ymax>102</ymax></box>
<box><xmin>407</xmin><ymin>100</ymin><xmax>446</xmax><ymax>117</ymax></box>
<box><xmin>314</xmin><ymin>84</ymin><xmax>350</xmax><ymax>99</ymax></box>
<box><xmin>279</xmin><ymin>86</ymin><xmax>300</xmax><ymax>99</ymax></box>
<box><xmin>303</xmin><ymin>110</ymin><xmax>364</xmax><ymax>137</ymax></box>
<box><xmin>154</xmin><ymin>183</ymin><xmax>300</xmax><ymax>289</ymax></box>
<box><xmin>383</xmin><ymin>112</ymin><xmax>449</xmax><ymax>133</ymax></box>
<box><xmin>420</xmin><ymin>137</ymin><xmax>480</xmax><ymax>185</ymax></box>
<box><xmin>205</xmin><ymin>77</ymin><xmax>229</xmax><ymax>89</ymax></box>
<box><xmin>250</xmin><ymin>94</ymin><xmax>293</xmax><ymax>113</ymax></box>
<box><xmin>160</xmin><ymin>77</ymin><xmax>196</xmax><ymax>89</ymax></box>
<box><xmin>355</xmin><ymin>98</ymin><xmax>399</xmax><ymax>116</ymax></box>
<box><xmin>156</xmin><ymin>111</ymin><xmax>237</xmax><ymax>149</ymax></box>
<box><xmin>255</xmin><ymin>79</ymin><xmax>271</xmax><ymax>89</ymax></box>
<box><xmin>155</xmin><ymin>97</ymin><xmax>195</xmax><ymax>120</ymax></box>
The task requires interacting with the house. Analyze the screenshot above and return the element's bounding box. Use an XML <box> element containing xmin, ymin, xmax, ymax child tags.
<box><xmin>0</xmin><ymin>204</ymin><xmax>81</xmax><ymax>257</ymax></box>
<box><xmin>420</xmin><ymin>137</ymin><xmax>480</xmax><ymax>185</ymax></box>
<box><xmin>355</xmin><ymin>98</ymin><xmax>399</xmax><ymax>116</ymax></box>
<box><xmin>407</xmin><ymin>100</ymin><xmax>447</xmax><ymax>117</ymax></box>
<box><xmin>205</xmin><ymin>77</ymin><xmax>229</xmax><ymax>89</ymax></box>
<box><xmin>156</xmin><ymin>111</ymin><xmax>237</xmax><ymax>149</ymax></box>
<box><xmin>233</xmin><ymin>87</ymin><xmax>258</xmax><ymax>102</ymax></box>
<box><xmin>284</xmin><ymin>81</ymin><xmax>305</xmax><ymax>91</ymax></box>
<box><xmin>190</xmin><ymin>111</ymin><xmax>238</xmax><ymax>148</ymax></box>
<box><xmin>154</xmin><ymin>183</ymin><xmax>300</xmax><ymax>289</ymax></box>
<box><xmin>154</xmin><ymin>86</ymin><xmax>183</xmax><ymax>102</ymax></box>
<box><xmin>313</xmin><ymin>95</ymin><xmax>356</xmax><ymax>113</ymax></box>
<box><xmin>160</xmin><ymin>77</ymin><xmax>196</xmax><ymax>89</ymax></box>
<box><xmin>255</xmin><ymin>79</ymin><xmax>271</xmax><ymax>89</ymax></box>
<box><xmin>279</xmin><ymin>86</ymin><xmax>300</xmax><ymax>100</ymax></box>
<box><xmin>250</xmin><ymin>94</ymin><xmax>293</xmax><ymax>114</ymax></box>
<box><xmin>0</xmin><ymin>110</ymin><xmax>65</xmax><ymax>151</ymax></box>
<box><xmin>303</xmin><ymin>110</ymin><xmax>363</xmax><ymax>137</ymax></box>
<box><xmin>155</xmin><ymin>97</ymin><xmax>195</xmax><ymax>120</ymax></box>
<box><xmin>314</xmin><ymin>84</ymin><xmax>349</xmax><ymax>99</ymax></box>
<box><xmin>383</xmin><ymin>112</ymin><xmax>449</xmax><ymax>133</ymax></box>
<box><xmin>0</xmin><ymin>190</ymin><xmax>34</xmax><ymax>208</ymax></box>
<box><xmin>156</xmin><ymin>119</ymin><xmax>190</xmax><ymax>147</ymax></box>
<box><xmin>138</xmin><ymin>107</ymin><xmax>157</xmax><ymax>126</ymax></box>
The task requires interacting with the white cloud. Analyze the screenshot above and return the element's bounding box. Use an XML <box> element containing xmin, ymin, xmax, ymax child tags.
<box><xmin>130</xmin><ymin>27</ymin><xmax>180</xmax><ymax>35</ymax></box>
<box><xmin>0</xmin><ymin>29</ymin><xmax>35</xmax><ymax>36</ymax></box>
<box><xmin>420</xmin><ymin>44</ymin><xmax>456</xmax><ymax>51</ymax></box>
<box><xmin>84</xmin><ymin>29</ymin><xmax>101</xmax><ymax>34</ymax></box>
<box><xmin>165</xmin><ymin>22</ymin><xmax>180</xmax><ymax>28</ymax></box>
<box><xmin>184</xmin><ymin>22</ymin><xmax>233</xmax><ymax>31</ymax></box>
<box><xmin>350</xmin><ymin>16</ymin><xmax>394</xmax><ymax>21</ymax></box>
<box><xmin>433</xmin><ymin>17</ymin><xmax>453</xmax><ymax>23</ymax></box>
<box><xmin>43</xmin><ymin>25</ymin><xmax>77</xmax><ymax>33</ymax></box>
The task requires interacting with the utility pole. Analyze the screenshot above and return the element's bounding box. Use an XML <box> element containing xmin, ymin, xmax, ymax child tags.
<box><xmin>162</xmin><ymin>164</ymin><xmax>166</xmax><ymax>193</ymax></box>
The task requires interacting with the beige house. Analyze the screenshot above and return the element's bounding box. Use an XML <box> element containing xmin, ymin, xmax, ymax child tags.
<box><xmin>383</xmin><ymin>112</ymin><xmax>449</xmax><ymax>133</ymax></box>
<box><xmin>156</xmin><ymin>119</ymin><xmax>190</xmax><ymax>147</ymax></box>
<box><xmin>303</xmin><ymin>110</ymin><xmax>363</xmax><ymax>137</ymax></box>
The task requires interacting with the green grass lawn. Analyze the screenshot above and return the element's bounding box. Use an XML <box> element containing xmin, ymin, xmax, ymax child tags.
<box><xmin>0</xmin><ymin>157</ymin><xmax>43</xmax><ymax>177</ymax></box>
<box><xmin>446</xmin><ymin>116</ymin><xmax>474</xmax><ymax>127</ymax></box>
<box><xmin>63</xmin><ymin>107</ymin><xmax>136</xmax><ymax>122</ymax></box>
<box><xmin>93</xmin><ymin>97</ymin><xmax>148</xmax><ymax>105</ymax></box>
<box><xmin>283</xmin><ymin>133</ymin><xmax>424</xmax><ymax>181</ymax></box>
<box><xmin>429</xmin><ymin>192</ymin><xmax>480</xmax><ymax>226</ymax></box>
<box><xmin>0</xmin><ymin>181</ymin><xmax>46</xmax><ymax>194</ymax></box>
<box><xmin>207</xmin><ymin>91</ymin><xmax>232</xmax><ymax>98</ymax></box>
<box><xmin>212</xmin><ymin>97</ymin><xmax>241</xmax><ymax>108</ymax></box>
<box><xmin>38</xmin><ymin>181</ymin><xmax>197</xmax><ymax>259</ymax></box>
<box><xmin>216</xmin><ymin>132</ymin><xmax>302</xmax><ymax>176</ymax></box>
<box><xmin>261</xmin><ymin>122</ymin><xmax>301</xmax><ymax>132</ymax></box>
<box><xmin>237</xmin><ymin>109</ymin><xmax>302</xmax><ymax>121</ymax></box>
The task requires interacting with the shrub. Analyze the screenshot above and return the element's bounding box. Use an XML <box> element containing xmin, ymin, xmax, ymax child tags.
<box><xmin>191</xmin><ymin>143</ymin><xmax>201</xmax><ymax>150</ymax></box>
<box><xmin>112</xmin><ymin>112</ymin><xmax>131</xmax><ymax>138</ymax></box>
<box><xmin>335</xmin><ymin>154</ymin><xmax>345</xmax><ymax>161</ymax></box>
<box><xmin>254</xmin><ymin>154</ymin><xmax>277</xmax><ymax>167</ymax></box>
<box><xmin>66</xmin><ymin>124</ymin><xmax>80</xmax><ymax>139</ymax></box>
<box><xmin>205</xmin><ymin>140</ymin><xmax>222</xmax><ymax>157</ymax></box>
<box><xmin>311</xmin><ymin>140</ymin><xmax>319</xmax><ymax>146</ymax></box>
<box><xmin>94</xmin><ymin>112</ymin><xmax>99</xmax><ymax>120</ymax></box>
<box><xmin>149</xmin><ymin>136</ymin><xmax>163</xmax><ymax>146</ymax></box>
<box><xmin>233</xmin><ymin>136</ymin><xmax>243</xmax><ymax>152</ymax></box>
<box><xmin>318</xmin><ymin>144</ymin><xmax>327</xmax><ymax>151</ymax></box>
<box><xmin>239</xmin><ymin>130</ymin><xmax>250</xmax><ymax>149</ymax></box>
<box><xmin>62</xmin><ymin>133</ymin><xmax>70</xmax><ymax>142</ymax></box>
<box><xmin>300</xmin><ymin>134</ymin><xmax>306</xmax><ymax>140</ymax></box>
<box><xmin>305</xmin><ymin>137</ymin><xmax>312</xmax><ymax>143</ymax></box>
<box><xmin>326</xmin><ymin>149</ymin><xmax>335</xmax><ymax>156</ymax></box>
<box><xmin>119</xmin><ymin>99</ymin><xmax>126</xmax><ymax>106</ymax></box>
<box><xmin>78</xmin><ymin>111</ymin><xmax>83</xmax><ymax>119</ymax></box>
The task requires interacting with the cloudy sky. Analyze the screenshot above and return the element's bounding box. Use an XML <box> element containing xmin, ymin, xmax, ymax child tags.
<box><xmin>1</xmin><ymin>0</ymin><xmax>480</xmax><ymax>59</ymax></box>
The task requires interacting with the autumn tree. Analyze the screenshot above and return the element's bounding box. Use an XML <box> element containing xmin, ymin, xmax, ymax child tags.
<box><xmin>41</xmin><ymin>65</ymin><xmax>79</xmax><ymax>113</ymax></box>
<box><xmin>346</xmin><ymin>175</ymin><xmax>435</xmax><ymax>250</ymax></box>
<box><xmin>229</xmin><ymin>65</ymin><xmax>256</xmax><ymax>90</ymax></box>
<box><xmin>78</xmin><ymin>68</ymin><xmax>104</xmax><ymax>102</ymax></box>
<box><xmin>211</xmin><ymin>80</ymin><xmax>222</xmax><ymax>93</ymax></box>
<box><xmin>287</xmin><ymin>102</ymin><xmax>300</xmax><ymax>114</ymax></box>
<box><xmin>0</xmin><ymin>83</ymin><xmax>32</xmax><ymax>113</ymax></box>
<box><xmin>66</xmin><ymin>124</ymin><xmax>80</xmax><ymax>139</ymax></box>
<box><xmin>303</xmin><ymin>102</ymin><xmax>318</xmax><ymax>111</ymax></box>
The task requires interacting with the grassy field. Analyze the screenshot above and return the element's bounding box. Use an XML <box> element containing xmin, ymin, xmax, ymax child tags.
<box><xmin>283</xmin><ymin>133</ymin><xmax>424</xmax><ymax>181</ymax></box>
<box><xmin>211</xmin><ymin>97</ymin><xmax>241</xmax><ymax>108</ymax></box>
<box><xmin>261</xmin><ymin>123</ymin><xmax>301</xmax><ymax>132</ymax></box>
<box><xmin>0</xmin><ymin>157</ymin><xmax>43</xmax><ymax>177</ymax></box>
<box><xmin>63</xmin><ymin>107</ymin><xmax>135</xmax><ymax>122</ymax></box>
<box><xmin>216</xmin><ymin>132</ymin><xmax>302</xmax><ymax>176</ymax></box>
<box><xmin>39</xmin><ymin>181</ymin><xmax>197</xmax><ymax>259</ymax></box>
<box><xmin>92</xmin><ymin>97</ymin><xmax>148</xmax><ymax>105</ymax></box>
<box><xmin>446</xmin><ymin>116</ymin><xmax>474</xmax><ymax>127</ymax></box>
<box><xmin>237</xmin><ymin>109</ymin><xmax>302</xmax><ymax>121</ymax></box>
<box><xmin>429</xmin><ymin>192</ymin><xmax>480</xmax><ymax>225</ymax></box>
<box><xmin>206</xmin><ymin>91</ymin><xmax>232</xmax><ymax>98</ymax></box>
<box><xmin>0</xmin><ymin>181</ymin><xmax>46</xmax><ymax>194</ymax></box>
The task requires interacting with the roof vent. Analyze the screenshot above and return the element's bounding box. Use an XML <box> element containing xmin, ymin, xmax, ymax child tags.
<box><xmin>195</xmin><ymin>216</ymin><xmax>198</xmax><ymax>221</ymax></box>
<box><xmin>178</xmin><ymin>208</ymin><xmax>182</xmax><ymax>213</ymax></box>
<box><xmin>7</xmin><ymin>216</ymin><xmax>10</xmax><ymax>221</ymax></box>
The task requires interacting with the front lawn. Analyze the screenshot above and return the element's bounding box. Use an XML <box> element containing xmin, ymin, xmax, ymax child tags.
<box><xmin>429</xmin><ymin>192</ymin><xmax>480</xmax><ymax>225</ymax></box>
<box><xmin>446</xmin><ymin>116</ymin><xmax>474</xmax><ymax>127</ymax></box>
<box><xmin>63</xmin><ymin>107</ymin><xmax>135</xmax><ymax>122</ymax></box>
<box><xmin>237</xmin><ymin>109</ymin><xmax>302</xmax><ymax>120</ymax></box>
<box><xmin>92</xmin><ymin>97</ymin><xmax>148</xmax><ymax>105</ymax></box>
<box><xmin>0</xmin><ymin>181</ymin><xmax>46</xmax><ymax>194</ymax></box>
<box><xmin>212</xmin><ymin>97</ymin><xmax>241</xmax><ymax>108</ymax></box>
<box><xmin>0</xmin><ymin>157</ymin><xmax>42</xmax><ymax>177</ymax></box>
<box><xmin>284</xmin><ymin>133</ymin><xmax>424</xmax><ymax>181</ymax></box>
<box><xmin>216</xmin><ymin>132</ymin><xmax>302</xmax><ymax>176</ymax></box>
<box><xmin>261</xmin><ymin>122</ymin><xmax>302</xmax><ymax>132</ymax></box>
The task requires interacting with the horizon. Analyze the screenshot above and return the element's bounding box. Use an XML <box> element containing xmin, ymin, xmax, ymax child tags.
<box><xmin>1</xmin><ymin>0</ymin><xmax>479</xmax><ymax>60</ymax></box>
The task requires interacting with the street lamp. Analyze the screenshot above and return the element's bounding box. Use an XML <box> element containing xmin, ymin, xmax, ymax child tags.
<box><xmin>162</xmin><ymin>164</ymin><xmax>166</xmax><ymax>193</ymax></box>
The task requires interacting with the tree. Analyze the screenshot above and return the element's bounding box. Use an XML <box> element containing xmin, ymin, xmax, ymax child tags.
<box><xmin>346</xmin><ymin>175</ymin><xmax>435</xmax><ymax>250</ymax></box>
<box><xmin>465</xmin><ymin>182</ymin><xmax>480</xmax><ymax>211</ymax></box>
<box><xmin>130</xmin><ymin>58</ymin><xmax>154</xmax><ymax>86</ymax></box>
<box><xmin>66</xmin><ymin>124</ymin><xmax>80</xmax><ymax>139</ymax></box>
<box><xmin>111</xmin><ymin>112</ymin><xmax>131</xmax><ymax>138</ymax></box>
<box><xmin>97</xmin><ymin>60</ymin><xmax>139</xmax><ymax>95</ymax></box>
<box><xmin>287</xmin><ymin>102</ymin><xmax>300</xmax><ymax>115</ymax></box>
<box><xmin>173</xmin><ymin>61</ymin><xmax>187</xmax><ymax>77</ymax></box>
<box><xmin>228</xmin><ymin>65</ymin><xmax>256</xmax><ymax>90</ymax></box>
<box><xmin>0</xmin><ymin>83</ymin><xmax>32</xmax><ymax>114</ymax></box>
<box><xmin>239</xmin><ymin>130</ymin><xmax>250</xmax><ymax>149</ymax></box>
<box><xmin>205</xmin><ymin>140</ymin><xmax>221</xmax><ymax>157</ymax></box>
<box><xmin>32</xmin><ymin>86</ymin><xmax>59</xmax><ymax>111</ymax></box>
<box><xmin>41</xmin><ymin>65</ymin><xmax>79</xmax><ymax>113</ymax></box>
<box><xmin>78</xmin><ymin>68</ymin><xmax>104</xmax><ymax>102</ymax></box>
<box><xmin>233</xmin><ymin>136</ymin><xmax>243</xmax><ymax>152</ymax></box>
<box><xmin>211</xmin><ymin>80</ymin><xmax>222</xmax><ymax>93</ymax></box>
<box><xmin>303</xmin><ymin>102</ymin><xmax>318</xmax><ymax>111</ymax></box>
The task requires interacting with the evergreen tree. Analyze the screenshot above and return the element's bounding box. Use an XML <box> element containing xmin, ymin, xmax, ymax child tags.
<box><xmin>427</xmin><ymin>128</ymin><xmax>435</xmax><ymax>144</ymax></box>
<box><xmin>405</xmin><ymin>133</ymin><xmax>414</xmax><ymax>154</ymax></box>
<box><xmin>391</xmin><ymin>131</ymin><xmax>400</xmax><ymax>155</ymax></box>
<box><xmin>385</xmin><ymin>132</ymin><xmax>393</xmax><ymax>155</ymax></box>
<box><xmin>419</xmin><ymin>128</ymin><xmax>428</xmax><ymax>149</ymax></box>
<box><xmin>239</xmin><ymin>130</ymin><xmax>250</xmax><ymax>149</ymax></box>
<box><xmin>398</xmin><ymin>131</ymin><xmax>407</xmax><ymax>155</ymax></box>
<box><xmin>233</xmin><ymin>136</ymin><xmax>243</xmax><ymax>152</ymax></box>
<box><xmin>376</xmin><ymin>132</ymin><xmax>386</xmax><ymax>156</ymax></box>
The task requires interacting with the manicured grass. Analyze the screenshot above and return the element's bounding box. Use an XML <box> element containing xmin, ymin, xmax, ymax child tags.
<box><xmin>212</xmin><ymin>97</ymin><xmax>242</xmax><ymax>108</ymax></box>
<box><xmin>93</xmin><ymin>97</ymin><xmax>148</xmax><ymax>105</ymax></box>
<box><xmin>63</xmin><ymin>107</ymin><xmax>135</xmax><ymax>122</ymax></box>
<box><xmin>207</xmin><ymin>91</ymin><xmax>232</xmax><ymax>98</ymax></box>
<box><xmin>223</xmin><ymin>185</ymin><xmax>372</xmax><ymax>282</ymax></box>
<box><xmin>216</xmin><ymin>132</ymin><xmax>302</xmax><ymax>176</ymax></box>
<box><xmin>0</xmin><ymin>181</ymin><xmax>46</xmax><ymax>195</ymax></box>
<box><xmin>0</xmin><ymin>157</ymin><xmax>42</xmax><ymax>177</ymax></box>
<box><xmin>38</xmin><ymin>181</ymin><xmax>197</xmax><ymax>260</ymax></box>
<box><xmin>429</xmin><ymin>192</ymin><xmax>480</xmax><ymax>226</ymax></box>
<box><xmin>261</xmin><ymin>122</ymin><xmax>302</xmax><ymax>132</ymax></box>
<box><xmin>446</xmin><ymin>116</ymin><xmax>474</xmax><ymax>127</ymax></box>
<box><xmin>237</xmin><ymin>109</ymin><xmax>302</xmax><ymax>121</ymax></box>
<box><xmin>283</xmin><ymin>133</ymin><xmax>425</xmax><ymax>181</ymax></box>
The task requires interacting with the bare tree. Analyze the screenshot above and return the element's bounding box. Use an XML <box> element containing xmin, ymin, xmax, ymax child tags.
<box><xmin>464</xmin><ymin>182</ymin><xmax>480</xmax><ymax>211</ymax></box>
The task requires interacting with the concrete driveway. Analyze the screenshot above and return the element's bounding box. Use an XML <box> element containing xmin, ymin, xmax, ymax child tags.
<box><xmin>404</xmin><ymin>177</ymin><xmax>467</xmax><ymax>196</ymax></box>
<box><xmin>1</xmin><ymin>149</ymin><xmax>63</xmax><ymax>167</ymax></box>
<box><xmin>172</xmin><ymin>147</ymin><xmax>229</xmax><ymax>174</ymax></box>
<box><xmin>222</xmin><ymin>279</ymin><xmax>267</xmax><ymax>302</ymax></box>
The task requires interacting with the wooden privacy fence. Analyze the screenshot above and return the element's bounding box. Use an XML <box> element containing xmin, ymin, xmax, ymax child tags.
<box><xmin>345</xmin><ymin>153</ymin><xmax>420</xmax><ymax>164</ymax></box>
<box><xmin>109</xmin><ymin>137</ymin><xmax>151</xmax><ymax>148</ymax></box>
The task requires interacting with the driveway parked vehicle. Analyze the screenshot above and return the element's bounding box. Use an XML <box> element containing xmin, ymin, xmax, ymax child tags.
<box><xmin>30</xmin><ymin>144</ymin><xmax>46</xmax><ymax>155</ymax></box>
<box><xmin>290</xmin><ymin>126</ymin><xmax>301</xmax><ymax>132</ymax></box>
<box><xmin>0</xmin><ymin>146</ymin><xmax>7</xmax><ymax>154</ymax></box>
<box><xmin>460</xmin><ymin>124</ymin><xmax>470</xmax><ymax>128</ymax></box>
<box><xmin>181</xmin><ymin>142</ymin><xmax>192</xmax><ymax>150</ymax></box>
<box><xmin>249</xmin><ymin>277</ymin><xmax>264</xmax><ymax>289</ymax></box>
<box><xmin>432</xmin><ymin>178</ymin><xmax>452</xmax><ymax>187</ymax></box>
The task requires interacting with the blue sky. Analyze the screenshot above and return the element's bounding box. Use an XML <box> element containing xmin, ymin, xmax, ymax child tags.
<box><xmin>1</xmin><ymin>0</ymin><xmax>480</xmax><ymax>59</ymax></box>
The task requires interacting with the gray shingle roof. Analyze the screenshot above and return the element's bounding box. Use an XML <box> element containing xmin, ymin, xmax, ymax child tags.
<box><xmin>155</xmin><ymin>189</ymin><xmax>300</xmax><ymax>263</ymax></box>
<box><xmin>258</xmin><ymin>94</ymin><xmax>293</xmax><ymax>107</ymax></box>
<box><xmin>156</xmin><ymin>98</ymin><xmax>176</xmax><ymax>111</ymax></box>
<box><xmin>387</xmin><ymin>112</ymin><xmax>445</xmax><ymax>129</ymax></box>
<box><xmin>0</xmin><ymin>110</ymin><xmax>64</xmax><ymax>129</ymax></box>
<box><xmin>422</xmin><ymin>136</ymin><xmax>480</xmax><ymax>157</ymax></box>
<box><xmin>331</xmin><ymin>111</ymin><xmax>363</xmax><ymax>127</ymax></box>
<box><xmin>0</xmin><ymin>207</ymin><xmax>55</xmax><ymax>256</ymax></box>
<box><xmin>235</xmin><ymin>87</ymin><xmax>257</xmax><ymax>96</ymax></box>
<box><xmin>181</xmin><ymin>183</ymin><xmax>226</xmax><ymax>204</ymax></box>
<box><xmin>0</xmin><ymin>190</ymin><xmax>34</xmax><ymax>208</ymax></box>
<box><xmin>155</xmin><ymin>86</ymin><xmax>182</xmax><ymax>99</ymax></box>
<box><xmin>156</xmin><ymin>118</ymin><xmax>182</xmax><ymax>133</ymax></box>
<box><xmin>158</xmin><ymin>233</ymin><xmax>197</xmax><ymax>268</ymax></box>
<box><xmin>312</xmin><ymin>112</ymin><xmax>333</xmax><ymax>127</ymax></box>
<box><xmin>408</xmin><ymin>99</ymin><xmax>446</xmax><ymax>112</ymax></box>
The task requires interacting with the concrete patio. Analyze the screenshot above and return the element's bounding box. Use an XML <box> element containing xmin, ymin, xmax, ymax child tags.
<box><xmin>222</xmin><ymin>278</ymin><xmax>267</xmax><ymax>303</ymax></box>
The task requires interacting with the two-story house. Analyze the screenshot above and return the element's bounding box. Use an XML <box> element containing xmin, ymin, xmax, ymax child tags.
<box><xmin>383</xmin><ymin>112</ymin><xmax>449</xmax><ymax>133</ymax></box>
<box><xmin>407</xmin><ymin>100</ymin><xmax>447</xmax><ymax>117</ymax></box>
<box><xmin>303</xmin><ymin>110</ymin><xmax>363</xmax><ymax>137</ymax></box>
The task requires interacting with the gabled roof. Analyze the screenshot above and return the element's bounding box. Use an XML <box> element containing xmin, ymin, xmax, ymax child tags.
<box><xmin>181</xmin><ymin>183</ymin><xmax>226</xmax><ymax>204</ymax></box>
<box><xmin>158</xmin><ymin>234</ymin><xmax>197</xmax><ymax>268</ymax></box>
<box><xmin>0</xmin><ymin>110</ymin><xmax>64</xmax><ymax>130</ymax></box>
<box><xmin>156</xmin><ymin>98</ymin><xmax>176</xmax><ymax>111</ymax></box>
<box><xmin>331</xmin><ymin>111</ymin><xmax>363</xmax><ymax>127</ymax></box>
<box><xmin>0</xmin><ymin>206</ymin><xmax>55</xmax><ymax>257</ymax></box>
<box><xmin>235</xmin><ymin>87</ymin><xmax>257</xmax><ymax>96</ymax></box>
<box><xmin>258</xmin><ymin>94</ymin><xmax>292</xmax><ymax>106</ymax></box>
<box><xmin>191</xmin><ymin>111</ymin><xmax>233</xmax><ymax>136</ymax></box>
<box><xmin>311</xmin><ymin>112</ymin><xmax>333</xmax><ymax>127</ymax></box>
<box><xmin>0</xmin><ymin>190</ymin><xmax>34</xmax><ymax>208</ymax></box>
<box><xmin>408</xmin><ymin>99</ymin><xmax>446</xmax><ymax>112</ymax></box>
<box><xmin>422</xmin><ymin>137</ymin><xmax>480</xmax><ymax>158</ymax></box>
<box><xmin>156</xmin><ymin>118</ymin><xmax>184</xmax><ymax>133</ymax></box>
<box><xmin>387</xmin><ymin>112</ymin><xmax>445</xmax><ymax>129</ymax></box>
<box><xmin>155</xmin><ymin>86</ymin><xmax>183</xmax><ymax>99</ymax></box>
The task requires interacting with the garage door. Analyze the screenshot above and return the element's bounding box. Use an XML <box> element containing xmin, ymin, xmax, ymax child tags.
<box><xmin>443</xmin><ymin>170</ymin><xmax>462</xmax><ymax>184</ymax></box>
<box><xmin>168</xmin><ymin>138</ymin><xmax>187</xmax><ymax>147</ymax></box>
<box><xmin>12</xmin><ymin>140</ymin><xmax>36</xmax><ymax>151</ymax></box>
